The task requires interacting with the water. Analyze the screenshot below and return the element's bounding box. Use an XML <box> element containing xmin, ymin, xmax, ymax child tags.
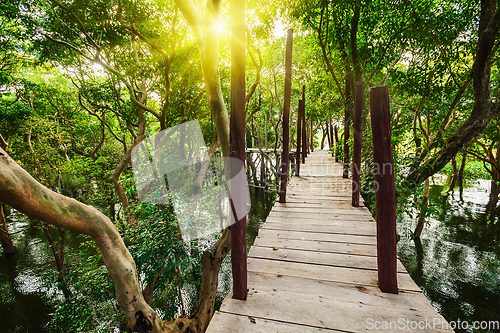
<box><xmin>0</xmin><ymin>188</ymin><xmax>275</xmax><ymax>332</ymax></box>
<box><xmin>397</xmin><ymin>178</ymin><xmax>500</xmax><ymax>332</ymax></box>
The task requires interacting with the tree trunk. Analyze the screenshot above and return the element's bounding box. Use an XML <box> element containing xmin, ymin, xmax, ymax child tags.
<box><xmin>42</xmin><ymin>225</ymin><xmax>65</xmax><ymax>281</ymax></box>
<box><xmin>490</xmin><ymin>166</ymin><xmax>499</xmax><ymax>203</ymax></box>
<box><xmin>246</xmin><ymin>155</ymin><xmax>258</xmax><ymax>184</ymax></box>
<box><xmin>458</xmin><ymin>154</ymin><xmax>467</xmax><ymax>200</ymax></box>
<box><xmin>321</xmin><ymin>125</ymin><xmax>327</xmax><ymax>150</ymax></box>
<box><xmin>0</xmin><ymin>148</ymin><xmax>160</xmax><ymax>331</ymax></box>
<box><xmin>0</xmin><ymin>203</ymin><xmax>15</xmax><ymax>255</ymax></box>
<box><xmin>414</xmin><ymin>178</ymin><xmax>430</xmax><ymax>238</ymax></box>
<box><xmin>111</xmin><ymin>108</ymin><xmax>146</xmax><ymax>226</ymax></box>
<box><xmin>448</xmin><ymin>157</ymin><xmax>458</xmax><ymax>194</ymax></box>
<box><xmin>405</xmin><ymin>0</ymin><xmax>500</xmax><ymax>189</ymax></box>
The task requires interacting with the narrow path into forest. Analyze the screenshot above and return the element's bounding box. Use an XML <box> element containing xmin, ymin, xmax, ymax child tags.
<box><xmin>207</xmin><ymin>150</ymin><xmax>453</xmax><ymax>332</ymax></box>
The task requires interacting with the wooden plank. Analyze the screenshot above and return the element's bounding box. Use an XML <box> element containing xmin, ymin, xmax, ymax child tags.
<box><xmin>247</xmin><ymin>271</ymin><xmax>447</xmax><ymax>316</ymax></box>
<box><xmin>267</xmin><ymin>216</ymin><xmax>375</xmax><ymax>225</ymax></box>
<box><xmin>247</xmin><ymin>257</ymin><xmax>420</xmax><ymax>292</ymax></box>
<box><xmin>256</xmin><ymin>229</ymin><xmax>377</xmax><ymax>245</ymax></box>
<box><xmin>208</xmin><ymin>312</ymin><xmax>341</xmax><ymax>332</ymax></box>
<box><xmin>216</xmin><ymin>272</ymin><xmax>453</xmax><ymax>333</ymax></box>
<box><xmin>206</xmin><ymin>150</ymin><xmax>451</xmax><ymax>333</ymax></box>
<box><xmin>270</xmin><ymin>207</ymin><xmax>373</xmax><ymax>216</ymax></box>
<box><xmin>262</xmin><ymin>222</ymin><xmax>377</xmax><ymax>237</ymax></box>
<box><xmin>253</xmin><ymin>237</ymin><xmax>377</xmax><ymax>256</ymax></box>
<box><xmin>248</xmin><ymin>246</ymin><xmax>408</xmax><ymax>273</ymax></box>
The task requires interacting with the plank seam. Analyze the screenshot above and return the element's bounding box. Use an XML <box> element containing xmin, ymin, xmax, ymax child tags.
<box><xmin>216</xmin><ymin>310</ymin><xmax>355</xmax><ymax>333</ymax></box>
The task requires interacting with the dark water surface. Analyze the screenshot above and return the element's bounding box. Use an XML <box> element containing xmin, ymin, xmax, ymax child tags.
<box><xmin>397</xmin><ymin>179</ymin><xmax>500</xmax><ymax>332</ymax></box>
<box><xmin>0</xmin><ymin>188</ymin><xmax>274</xmax><ymax>332</ymax></box>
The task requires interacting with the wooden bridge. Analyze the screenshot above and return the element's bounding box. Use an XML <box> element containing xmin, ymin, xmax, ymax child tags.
<box><xmin>206</xmin><ymin>150</ymin><xmax>452</xmax><ymax>332</ymax></box>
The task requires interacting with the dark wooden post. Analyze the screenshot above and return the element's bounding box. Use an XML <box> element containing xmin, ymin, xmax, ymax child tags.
<box><xmin>326</xmin><ymin>121</ymin><xmax>331</xmax><ymax>150</ymax></box>
<box><xmin>369</xmin><ymin>85</ymin><xmax>398</xmax><ymax>294</ymax></box>
<box><xmin>230</xmin><ymin>0</ymin><xmax>247</xmax><ymax>300</ymax></box>
<box><xmin>329</xmin><ymin>117</ymin><xmax>334</xmax><ymax>156</ymax></box>
<box><xmin>310</xmin><ymin>120</ymin><xmax>314</xmax><ymax>152</ymax></box>
<box><xmin>301</xmin><ymin>86</ymin><xmax>307</xmax><ymax>163</ymax></box>
<box><xmin>334</xmin><ymin>125</ymin><xmax>339</xmax><ymax>162</ymax></box>
<box><xmin>343</xmin><ymin>77</ymin><xmax>352</xmax><ymax>178</ymax></box>
<box><xmin>352</xmin><ymin>81</ymin><xmax>364</xmax><ymax>207</ymax></box>
<box><xmin>279</xmin><ymin>28</ymin><xmax>293</xmax><ymax>204</ymax></box>
<box><xmin>296</xmin><ymin>99</ymin><xmax>302</xmax><ymax>176</ymax></box>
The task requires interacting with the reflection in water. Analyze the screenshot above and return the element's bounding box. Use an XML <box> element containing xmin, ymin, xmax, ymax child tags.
<box><xmin>215</xmin><ymin>187</ymin><xmax>275</xmax><ymax>310</ymax></box>
<box><xmin>0</xmin><ymin>218</ymin><xmax>56</xmax><ymax>333</ymax></box>
<box><xmin>0</xmin><ymin>187</ymin><xmax>274</xmax><ymax>332</ymax></box>
<box><xmin>398</xmin><ymin>179</ymin><xmax>500</xmax><ymax>333</ymax></box>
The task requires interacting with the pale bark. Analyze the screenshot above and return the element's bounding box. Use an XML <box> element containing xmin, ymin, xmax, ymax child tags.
<box><xmin>0</xmin><ymin>148</ymin><xmax>161</xmax><ymax>331</ymax></box>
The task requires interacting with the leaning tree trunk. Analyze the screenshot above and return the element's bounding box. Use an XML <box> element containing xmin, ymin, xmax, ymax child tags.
<box><xmin>405</xmin><ymin>0</ymin><xmax>500</xmax><ymax>188</ymax></box>
<box><xmin>414</xmin><ymin>178</ymin><xmax>430</xmax><ymax>238</ymax></box>
<box><xmin>458</xmin><ymin>154</ymin><xmax>467</xmax><ymax>200</ymax></box>
<box><xmin>0</xmin><ymin>148</ymin><xmax>161</xmax><ymax>331</ymax></box>
<box><xmin>111</xmin><ymin>106</ymin><xmax>146</xmax><ymax>226</ymax></box>
<box><xmin>448</xmin><ymin>157</ymin><xmax>458</xmax><ymax>195</ymax></box>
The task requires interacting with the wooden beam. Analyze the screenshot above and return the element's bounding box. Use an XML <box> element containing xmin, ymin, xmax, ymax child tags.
<box><xmin>369</xmin><ymin>85</ymin><xmax>398</xmax><ymax>294</ymax></box>
<box><xmin>279</xmin><ymin>29</ymin><xmax>293</xmax><ymax>203</ymax></box>
<box><xmin>352</xmin><ymin>81</ymin><xmax>364</xmax><ymax>207</ymax></box>
<box><xmin>230</xmin><ymin>0</ymin><xmax>247</xmax><ymax>300</ymax></box>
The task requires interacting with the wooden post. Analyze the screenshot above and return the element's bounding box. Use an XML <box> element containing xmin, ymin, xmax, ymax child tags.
<box><xmin>301</xmin><ymin>86</ymin><xmax>307</xmax><ymax>163</ymax></box>
<box><xmin>326</xmin><ymin>121</ymin><xmax>332</xmax><ymax>150</ymax></box>
<box><xmin>296</xmin><ymin>99</ymin><xmax>302</xmax><ymax>177</ymax></box>
<box><xmin>352</xmin><ymin>81</ymin><xmax>364</xmax><ymax>207</ymax></box>
<box><xmin>230</xmin><ymin>0</ymin><xmax>247</xmax><ymax>300</ymax></box>
<box><xmin>334</xmin><ymin>125</ymin><xmax>339</xmax><ymax>162</ymax></box>
<box><xmin>279</xmin><ymin>28</ymin><xmax>293</xmax><ymax>204</ymax></box>
<box><xmin>343</xmin><ymin>77</ymin><xmax>352</xmax><ymax>178</ymax></box>
<box><xmin>369</xmin><ymin>85</ymin><xmax>398</xmax><ymax>294</ymax></box>
<box><xmin>310</xmin><ymin>119</ymin><xmax>314</xmax><ymax>152</ymax></box>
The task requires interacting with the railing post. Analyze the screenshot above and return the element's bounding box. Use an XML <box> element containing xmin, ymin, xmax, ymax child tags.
<box><xmin>230</xmin><ymin>0</ymin><xmax>247</xmax><ymax>300</ymax></box>
<box><xmin>279</xmin><ymin>28</ymin><xmax>293</xmax><ymax>204</ymax></box>
<box><xmin>343</xmin><ymin>77</ymin><xmax>352</xmax><ymax>179</ymax></box>
<box><xmin>301</xmin><ymin>85</ymin><xmax>307</xmax><ymax>163</ymax></box>
<box><xmin>296</xmin><ymin>99</ymin><xmax>302</xmax><ymax>177</ymax></box>
<box><xmin>334</xmin><ymin>125</ymin><xmax>339</xmax><ymax>162</ymax></box>
<box><xmin>310</xmin><ymin>119</ymin><xmax>314</xmax><ymax>152</ymax></box>
<box><xmin>369</xmin><ymin>85</ymin><xmax>398</xmax><ymax>294</ymax></box>
<box><xmin>352</xmin><ymin>81</ymin><xmax>364</xmax><ymax>207</ymax></box>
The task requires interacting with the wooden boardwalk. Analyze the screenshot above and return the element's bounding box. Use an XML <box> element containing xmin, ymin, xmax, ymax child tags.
<box><xmin>207</xmin><ymin>150</ymin><xmax>452</xmax><ymax>332</ymax></box>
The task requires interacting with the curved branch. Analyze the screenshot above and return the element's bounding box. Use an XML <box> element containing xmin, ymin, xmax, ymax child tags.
<box><xmin>0</xmin><ymin>148</ymin><xmax>161</xmax><ymax>331</ymax></box>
